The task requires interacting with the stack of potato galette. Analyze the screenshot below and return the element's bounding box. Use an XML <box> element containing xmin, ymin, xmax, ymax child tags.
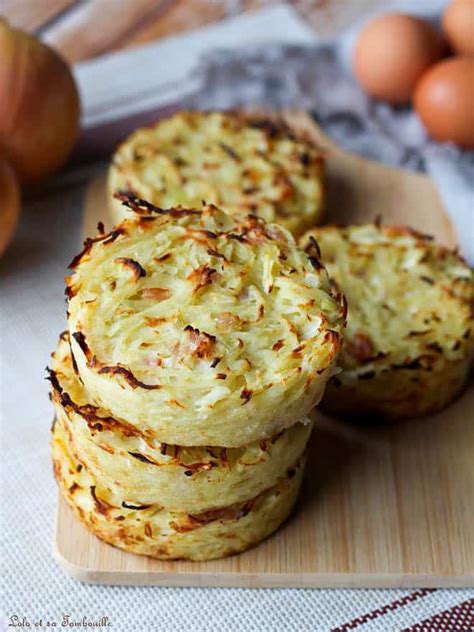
<box><xmin>49</xmin><ymin>193</ymin><xmax>345</xmax><ymax>561</ymax></box>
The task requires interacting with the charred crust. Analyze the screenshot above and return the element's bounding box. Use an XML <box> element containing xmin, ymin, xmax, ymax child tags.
<box><xmin>121</xmin><ymin>501</ymin><xmax>151</xmax><ymax>511</ymax></box>
<box><xmin>90</xmin><ymin>486</ymin><xmax>113</xmax><ymax>515</ymax></box>
<box><xmin>69</xmin><ymin>341</ymin><xmax>79</xmax><ymax>375</ymax></box>
<box><xmin>270</xmin><ymin>429</ymin><xmax>285</xmax><ymax>444</ymax></box>
<box><xmin>154</xmin><ymin>253</ymin><xmax>171</xmax><ymax>262</ymax></box>
<box><xmin>300</xmin><ymin>152</ymin><xmax>312</xmax><ymax>167</ymax></box>
<box><xmin>247</xmin><ymin>117</ymin><xmax>291</xmax><ymax>139</ymax></box>
<box><xmin>240</xmin><ymin>388</ymin><xmax>252</xmax><ymax>405</ymax></box>
<box><xmin>420</xmin><ymin>275</ymin><xmax>435</xmax><ymax>285</ymax></box>
<box><xmin>115</xmin><ymin>257</ymin><xmax>146</xmax><ymax>279</ymax></box>
<box><xmin>243</xmin><ymin>186</ymin><xmax>259</xmax><ymax>195</ymax></box>
<box><xmin>114</xmin><ymin>192</ymin><xmax>165</xmax><ymax>215</ymax></box>
<box><xmin>184</xmin><ymin>326</ymin><xmax>217</xmax><ymax>358</ymax></box>
<box><xmin>98</xmin><ymin>365</ymin><xmax>161</xmax><ymax>390</ymax></box>
<box><xmin>219</xmin><ymin>142</ymin><xmax>240</xmax><ymax>161</ymax></box>
<box><xmin>308</xmin><ymin>256</ymin><xmax>324</xmax><ymax>271</ymax></box>
<box><xmin>114</xmin><ymin>192</ymin><xmax>201</xmax><ymax>218</ymax></box>
<box><xmin>407</xmin><ymin>330</ymin><xmax>431</xmax><ymax>337</ymax></box>
<box><xmin>339</xmin><ymin>290</ymin><xmax>348</xmax><ymax>320</ymax></box>
<box><xmin>392</xmin><ymin>356</ymin><xmax>435</xmax><ymax>371</ymax></box>
<box><xmin>71</xmin><ymin>331</ymin><xmax>91</xmax><ymax>359</ymax></box>
<box><xmin>324</xmin><ymin>330</ymin><xmax>340</xmax><ymax>345</ymax></box>
<box><xmin>68</xmin><ymin>228</ymin><xmax>125</xmax><ymax>270</ymax></box>
<box><xmin>305</xmin><ymin>235</ymin><xmax>321</xmax><ymax>260</ymax></box>
<box><xmin>48</xmin><ymin>367</ymin><xmax>143</xmax><ymax>438</ymax></box>
<box><xmin>207</xmin><ymin>248</ymin><xmax>227</xmax><ymax>260</ymax></box>
<box><xmin>148</xmin><ymin>444</ymin><xmax>217</xmax><ymax>473</ymax></box>
<box><xmin>384</xmin><ymin>225</ymin><xmax>434</xmax><ymax>242</ymax></box>
<box><xmin>292</xmin><ymin>344</ymin><xmax>304</xmax><ymax>357</ymax></box>
<box><xmin>128</xmin><ymin>451</ymin><xmax>158</xmax><ymax>465</ymax></box>
<box><xmin>173</xmin><ymin>156</ymin><xmax>187</xmax><ymax>167</ymax></box>
<box><xmin>137</xmin><ymin>216</ymin><xmax>158</xmax><ymax>224</ymax></box>
<box><xmin>46</xmin><ymin>367</ymin><xmax>66</xmax><ymax>399</ymax></box>
<box><xmin>187</xmin><ymin>265</ymin><xmax>217</xmax><ymax>294</ymax></box>
<box><xmin>227</xmin><ymin>232</ymin><xmax>246</xmax><ymax>242</ymax></box>
<box><xmin>304</xmin><ymin>235</ymin><xmax>324</xmax><ymax>271</ymax></box>
<box><xmin>426</xmin><ymin>342</ymin><xmax>443</xmax><ymax>353</ymax></box>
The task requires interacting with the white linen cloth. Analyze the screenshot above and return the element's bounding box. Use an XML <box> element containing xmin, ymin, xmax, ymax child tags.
<box><xmin>1</xmin><ymin>5</ymin><xmax>473</xmax><ymax>631</ymax></box>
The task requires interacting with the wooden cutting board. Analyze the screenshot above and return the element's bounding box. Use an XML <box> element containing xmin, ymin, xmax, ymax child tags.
<box><xmin>55</xmin><ymin>111</ymin><xmax>473</xmax><ymax>587</ymax></box>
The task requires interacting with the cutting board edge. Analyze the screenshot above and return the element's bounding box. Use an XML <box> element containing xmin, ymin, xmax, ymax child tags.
<box><xmin>54</xmin><ymin>496</ymin><xmax>474</xmax><ymax>589</ymax></box>
<box><xmin>53</xmin><ymin>536</ymin><xmax>474</xmax><ymax>588</ymax></box>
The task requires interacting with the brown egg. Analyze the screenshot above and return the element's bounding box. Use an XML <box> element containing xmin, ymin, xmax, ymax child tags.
<box><xmin>414</xmin><ymin>57</ymin><xmax>474</xmax><ymax>148</ymax></box>
<box><xmin>353</xmin><ymin>13</ymin><xmax>445</xmax><ymax>104</ymax></box>
<box><xmin>442</xmin><ymin>0</ymin><xmax>474</xmax><ymax>55</ymax></box>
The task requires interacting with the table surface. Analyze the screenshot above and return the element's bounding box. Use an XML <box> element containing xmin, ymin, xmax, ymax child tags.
<box><xmin>1</xmin><ymin>0</ymin><xmax>386</xmax><ymax>63</ymax></box>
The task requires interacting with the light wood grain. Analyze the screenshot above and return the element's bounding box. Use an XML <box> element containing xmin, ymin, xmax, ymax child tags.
<box><xmin>40</xmin><ymin>0</ymin><xmax>271</xmax><ymax>63</ymax></box>
<box><xmin>127</xmin><ymin>0</ymin><xmax>270</xmax><ymax>50</ymax></box>
<box><xmin>56</xmin><ymin>112</ymin><xmax>471</xmax><ymax>587</ymax></box>
<box><xmin>0</xmin><ymin>0</ymin><xmax>75</xmax><ymax>32</ymax></box>
<box><xmin>1</xmin><ymin>0</ymin><xmax>390</xmax><ymax>64</ymax></box>
<box><xmin>42</xmin><ymin>0</ymin><xmax>172</xmax><ymax>64</ymax></box>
